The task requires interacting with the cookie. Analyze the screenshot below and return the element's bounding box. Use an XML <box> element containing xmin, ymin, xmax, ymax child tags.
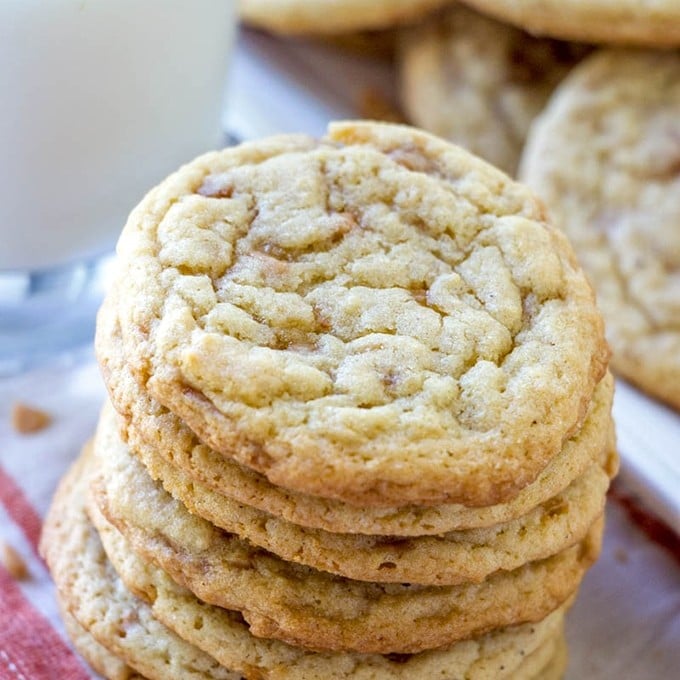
<box><xmin>90</xmin><ymin>495</ymin><xmax>571</xmax><ymax>680</ymax></box>
<box><xmin>520</xmin><ymin>49</ymin><xmax>680</xmax><ymax>411</ymax></box>
<box><xmin>459</xmin><ymin>0</ymin><xmax>680</xmax><ymax>46</ymax></box>
<box><xmin>398</xmin><ymin>5</ymin><xmax>589</xmax><ymax>175</ymax></box>
<box><xmin>61</xmin><ymin>607</ymin><xmax>145</xmax><ymax>680</ymax></box>
<box><xmin>239</xmin><ymin>0</ymin><xmax>455</xmax><ymax>35</ymax></box>
<box><xmin>540</xmin><ymin>635</ymin><xmax>567</xmax><ymax>680</ymax></box>
<box><xmin>95</xmin><ymin>403</ymin><xmax>612</xmax><ymax>586</ymax></box>
<box><xmin>109</xmin><ymin>120</ymin><xmax>608</xmax><ymax>507</ymax></box>
<box><xmin>39</xmin><ymin>452</ymin><xmax>240</xmax><ymax>680</ymax></box>
<box><xmin>98</xmin><ymin>298</ymin><xmax>615</xmax><ymax>536</ymax></box>
<box><xmin>44</xmin><ymin>446</ymin><xmax>570</xmax><ymax>680</ymax></box>
<box><xmin>90</xmin><ymin>420</ymin><xmax>603</xmax><ymax>654</ymax></box>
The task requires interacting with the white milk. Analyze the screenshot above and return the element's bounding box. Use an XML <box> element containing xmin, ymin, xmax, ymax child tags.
<box><xmin>0</xmin><ymin>0</ymin><xmax>236</xmax><ymax>271</ymax></box>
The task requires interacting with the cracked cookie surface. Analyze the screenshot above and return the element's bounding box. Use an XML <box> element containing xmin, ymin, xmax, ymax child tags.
<box><xmin>61</xmin><ymin>607</ymin><xmax>147</xmax><ymax>680</ymax></box>
<box><xmin>399</xmin><ymin>5</ymin><xmax>589</xmax><ymax>175</ymax></box>
<box><xmin>521</xmin><ymin>49</ymin><xmax>680</xmax><ymax>410</ymax></box>
<box><xmin>460</xmin><ymin>0</ymin><xmax>680</xmax><ymax>46</ymax></box>
<box><xmin>111</xmin><ymin>121</ymin><xmax>608</xmax><ymax>507</ymax></box>
<box><xmin>98</xmin><ymin>298</ymin><xmax>615</xmax><ymax>536</ymax></box>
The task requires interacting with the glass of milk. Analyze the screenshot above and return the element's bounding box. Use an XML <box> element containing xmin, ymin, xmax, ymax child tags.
<box><xmin>0</xmin><ymin>0</ymin><xmax>236</xmax><ymax>373</ymax></box>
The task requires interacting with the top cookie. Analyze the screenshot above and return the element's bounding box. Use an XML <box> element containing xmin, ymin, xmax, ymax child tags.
<box><xmin>399</xmin><ymin>5</ymin><xmax>589</xmax><ymax>175</ymax></box>
<box><xmin>111</xmin><ymin>120</ymin><xmax>608</xmax><ymax>507</ymax></box>
<box><xmin>460</xmin><ymin>0</ymin><xmax>680</xmax><ymax>47</ymax></box>
<box><xmin>239</xmin><ymin>0</ymin><xmax>455</xmax><ymax>35</ymax></box>
<box><xmin>520</xmin><ymin>49</ymin><xmax>680</xmax><ymax>411</ymax></box>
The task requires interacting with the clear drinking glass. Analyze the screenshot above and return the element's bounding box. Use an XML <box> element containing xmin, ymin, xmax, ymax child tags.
<box><xmin>0</xmin><ymin>0</ymin><xmax>237</xmax><ymax>374</ymax></box>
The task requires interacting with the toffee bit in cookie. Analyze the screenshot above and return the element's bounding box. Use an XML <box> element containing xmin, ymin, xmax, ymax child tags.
<box><xmin>11</xmin><ymin>401</ymin><xmax>52</xmax><ymax>434</ymax></box>
<box><xmin>1</xmin><ymin>541</ymin><xmax>29</xmax><ymax>580</ymax></box>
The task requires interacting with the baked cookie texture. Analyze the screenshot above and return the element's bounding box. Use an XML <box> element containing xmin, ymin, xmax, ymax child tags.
<box><xmin>459</xmin><ymin>0</ymin><xmax>680</xmax><ymax>47</ymax></box>
<box><xmin>45</xmin><ymin>447</ymin><xmax>570</xmax><ymax>680</ymax></box>
<box><xmin>89</xmin><ymin>417</ymin><xmax>603</xmax><ymax>655</ymax></box>
<box><xmin>91</xmin><ymin>490</ymin><xmax>571</xmax><ymax>680</ymax></box>
<box><xmin>239</xmin><ymin>0</ymin><xmax>455</xmax><ymax>35</ymax></box>
<box><xmin>398</xmin><ymin>5</ymin><xmax>589</xmax><ymax>175</ymax></box>
<box><xmin>110</xmin><ymin>121</ymin><xmax>608</xmax><ymax>508</ymax></box>
<box><xmin>520</xmin><ymin>49</ymin><xmax>680</xmax><ymax>411</ymax></box>
<box><xmin>61</xmin><ymin>608</ymin><xmax>146</xmax><ymax>680</ymax></box>
<box><xmin>96</xmin><ymin>400</ymin><xmax>613</xmax><ymax>587</ymax></box>
<box><xmin>40</xmin><ymin>454</ymin><xmax>241</xmax><ymax>680</ymax></box>
<box><xmin>309</xmin><ymin>29</ymin><xmax>397</xmax><ymax>61</ymax></box>
<box><xmin>43</xmin><ymin>120</ymin><xmax>615</xmax><ymax>679</ymax></box>
<box><xmin>97</xmin><ymin>297</ymin><xmax>616</xmax><ymax>536</ymax></box>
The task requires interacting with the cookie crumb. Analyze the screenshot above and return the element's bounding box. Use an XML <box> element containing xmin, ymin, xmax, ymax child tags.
<box><xmin>11</xmin><ymin>402</ymin><xmax>52</xmax><ymax>434</ymax></box>
<box><xmin>1</xmin><ymin>542</ymin><xmax>29</xmax><ymax>580</ymax></box>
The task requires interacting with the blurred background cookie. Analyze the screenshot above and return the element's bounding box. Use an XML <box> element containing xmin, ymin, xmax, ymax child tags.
<box><xmin>521</xmin><ymin>49</ymin><xmax>680</xmax><ymax>411</ymax></box>
<box><xmin>398</xmin><ymin>5</ymin><xmax>589</xmax><ymax>175</ymax></box>
<box><xmin>239</xmin><ymin>0</ymin><xmax>456</xmax><ymax>35</ymax></box>
<box><xmin>459</xmin><ymin>0</ymin><xmax>680</xmax><ymax>46</ymax></box>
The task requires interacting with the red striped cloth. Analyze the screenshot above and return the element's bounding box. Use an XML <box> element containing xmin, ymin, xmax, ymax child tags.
<box><xmin>0</xmin><ymin>464</ymin><xmax>44</xmax><ymax>559</ymax></box>
<box><xmin>0</xmin><ymin>568</ymin><xmax>89</xmax><ymax>680</ymax></box>
<box><xmin>0</xmin><ymin>359</ymin><xmax>104</xmax><ymax>680</ymax></box>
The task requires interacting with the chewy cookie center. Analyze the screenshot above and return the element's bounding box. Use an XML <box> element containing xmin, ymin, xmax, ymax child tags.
<box><xmin>155</xmin><ymin>141</ymin><xmax>561</xmax><ymax>422</ymax></box>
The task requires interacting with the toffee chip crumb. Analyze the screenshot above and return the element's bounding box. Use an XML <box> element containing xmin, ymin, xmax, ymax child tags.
<box><xmin>1</xmin><ymin>541</ymin><xmax>29</xmax><ymax>580</ymax></box>
<box><xmin>11</xmin><ymin>402</ymin><xmax>52</xmax><ymax>434</ymax></box>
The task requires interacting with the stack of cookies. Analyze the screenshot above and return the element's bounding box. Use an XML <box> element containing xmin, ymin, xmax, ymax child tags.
<box><xmin>42</xmin><ymin>121</ymin><xmax>617</xmax><ymax>679</ymax></box>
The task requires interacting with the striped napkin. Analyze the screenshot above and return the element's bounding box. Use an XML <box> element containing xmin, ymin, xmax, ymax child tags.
<box><xmin>0</xmin><ymin>354</ymin><xmax>103</xmax><ymax>680</ymax></box>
